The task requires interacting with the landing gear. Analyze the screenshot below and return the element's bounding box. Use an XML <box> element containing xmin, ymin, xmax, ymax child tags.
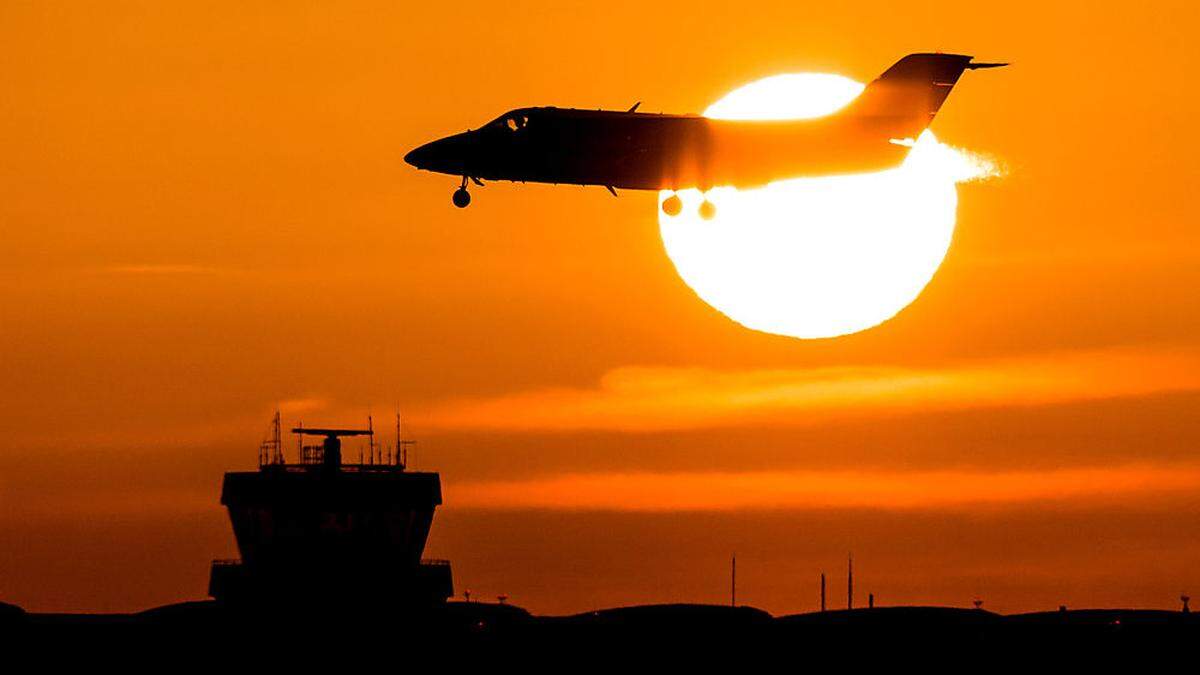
<box><xmin>661</xmin><ymin>193</ymin><xmax>682</xmax><ymax>217</ymax></box>
<box><xmin>452</xmin><ymin>176</ymin><xmax>471</xmax><ymax>208</ymax></box>
<box><xmin>452</xmin><ymin>187</ymin><xmax>471</xmax><ymax>208</ymax></box>
<box><xmin>661</xmin><ymin>191</ymin><xmax>717</xmax><ymax>219</ymax></box>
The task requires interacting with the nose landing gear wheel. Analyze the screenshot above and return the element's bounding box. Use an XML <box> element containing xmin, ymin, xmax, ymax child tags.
<box><xmin>452</xmin><ymin>187</ymin><xmax>471</xmax><ymax>208</ymax></box>
<box><xmin>452</xmin><ymin>175</ymin><xmax>472</xmax><ymax>208</ymax></box>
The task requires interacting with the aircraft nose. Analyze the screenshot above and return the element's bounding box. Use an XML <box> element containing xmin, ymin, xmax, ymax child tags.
<box><xmin>404</xmin><ymin>142</ymin><xmax>434</xmax><ymax>169</ymax></box>
<box><xmin>404</xmin><ymin>134</ymin><xmax>471</xmax><ymax>174</ymax></box>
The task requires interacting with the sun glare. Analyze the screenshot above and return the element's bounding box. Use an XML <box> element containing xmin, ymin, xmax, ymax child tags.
<box><xmin>659</xmin><ymin>74</ymin><xmax>996</xmax><ymax>339</ymax></box>
<box><xmin>702</xmin><ymin>73</ymin><xmax>864</xmax><ymax>120</ymax></box>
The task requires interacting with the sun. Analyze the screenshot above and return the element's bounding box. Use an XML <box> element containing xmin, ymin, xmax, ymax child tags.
<box><xmin>659</xmin><ymin>73</ymin><xmax>993</xmax><ymax>339</ymax></box>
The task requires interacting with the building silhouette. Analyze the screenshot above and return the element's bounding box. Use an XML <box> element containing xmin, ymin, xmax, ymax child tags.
<box><xmin>208</xmin><ymin>415</ymin><xmax>452</xmax><ymax>606</ymax></box>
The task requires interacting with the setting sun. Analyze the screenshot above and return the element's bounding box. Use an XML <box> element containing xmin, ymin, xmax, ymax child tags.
<box><xmin>660</xmin><ymin>74</ymin><xmax>996</xmax><ymax>339</ymax></box>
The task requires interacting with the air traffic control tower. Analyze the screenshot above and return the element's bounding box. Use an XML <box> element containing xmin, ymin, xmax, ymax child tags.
<box><xmin>208</xmin><ymin>414</ymin><xmax>452</xmax><ymax>607</ymax></box>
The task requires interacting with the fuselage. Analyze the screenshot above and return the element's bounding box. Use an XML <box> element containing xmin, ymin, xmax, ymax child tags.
<box><xmin>405</xmin><ymin>106</ymin><xmax>911</xmax><ymax>192</ymax></box>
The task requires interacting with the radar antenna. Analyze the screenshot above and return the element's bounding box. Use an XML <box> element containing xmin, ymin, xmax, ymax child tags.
<box><xmin>291</xmin><ymin>425</ymin><xmax>373</xmax><ymax>468</ymax></box>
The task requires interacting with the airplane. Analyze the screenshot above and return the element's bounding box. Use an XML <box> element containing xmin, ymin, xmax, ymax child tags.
<box><xmin>404</xmin><ymin>53</ymin><xmax>1005</xmax><ymax>217</ymax></box>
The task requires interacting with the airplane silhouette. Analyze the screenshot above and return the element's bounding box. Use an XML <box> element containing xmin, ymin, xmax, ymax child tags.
<box><xmin>405</xmin><ymin>53</ymin><xmax>1005</xmax><ymax>217</ymax></box>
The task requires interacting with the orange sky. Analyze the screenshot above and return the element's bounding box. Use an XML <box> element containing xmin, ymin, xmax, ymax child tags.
<box><xmin>2</xmin><ymin>1</ymin><xmax>1200</xmax><ymax>614</ymax></box>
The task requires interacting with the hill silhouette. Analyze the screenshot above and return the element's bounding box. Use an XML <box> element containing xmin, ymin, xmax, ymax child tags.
<box><xmin>5</xmin><ymin>598</ymin><xmax>1195</xmax><ymax>653</ymax></box>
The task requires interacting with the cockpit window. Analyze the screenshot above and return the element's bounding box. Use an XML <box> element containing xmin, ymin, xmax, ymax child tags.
<box><xmin>490</xmin><ymin>112</ymin><xmax>529</xmax><ymax>132</ymax></box>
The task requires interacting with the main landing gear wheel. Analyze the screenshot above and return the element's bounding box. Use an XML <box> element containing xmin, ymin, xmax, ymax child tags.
<box><xmin>698</xmin><ymin>199</ymin><xmax>717</xmax><ymax>220</ymax></box>
<box><xmin>452</xmin><ymin>176</ymin><xmax>471</xmax><ymax>208</ymax></box>
<box><xmin>661</xmin><ymin>193</ymin><xmax>682</xmax><ymax>217</ymax></box>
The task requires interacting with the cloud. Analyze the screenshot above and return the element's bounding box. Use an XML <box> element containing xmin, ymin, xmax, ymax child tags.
<box><xmin>99</xmin><ymin>264</ymin><xmax>229</xmax><ymax>276</ymax></box>
<box><xmin>419</xmin><ymin>347</ymin><xmax>1200</xmax><ymax>432</ymax></box>
<box><xmin>450</xmin><ymin>464</ymin><xmax>1200</xmax><ymax>512</ymax></box>
<box><xmin>278</xmin><ymin>397</ymin><xmax>330</xmax><ymax>415</ymax></box>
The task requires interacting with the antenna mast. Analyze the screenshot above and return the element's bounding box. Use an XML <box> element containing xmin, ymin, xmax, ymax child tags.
<box><xmin>820</xmin><ymin>572</ymin><xmax>826</xmax><ymax>612</ymax></box>
<box><xmin>368</xmin><ymin>414</ymin><xmax>375</xmax><ymax>464</ymax></box>
<box><xmin>730</xmin><ymin>554</ymin><xmax>736</xmax><ymax>607</ymax></box>
<box><xmin>847</xmin><ymin>553</ymin><xmax>853</xmax><ymax>610</ymax></box>
<box><xmin>272</xmin><ymin>410</ymin><xmax>282</xmax><ymax>464</ymax></box>
<box><xmin>258</xmin><ymin>410</ymin><xmax>284</xmax><ymax>467</ymax></box>
<box><xmin>396</xmin><ymin>411</ymin><xmax>415</xmax><ymax>470</ymax></box>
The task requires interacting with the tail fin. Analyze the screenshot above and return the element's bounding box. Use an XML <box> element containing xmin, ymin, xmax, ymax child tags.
<box><xmin>844</xmin><ymin>53</ymin><xmax>999</xmax><ymax>139</ymax></box>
